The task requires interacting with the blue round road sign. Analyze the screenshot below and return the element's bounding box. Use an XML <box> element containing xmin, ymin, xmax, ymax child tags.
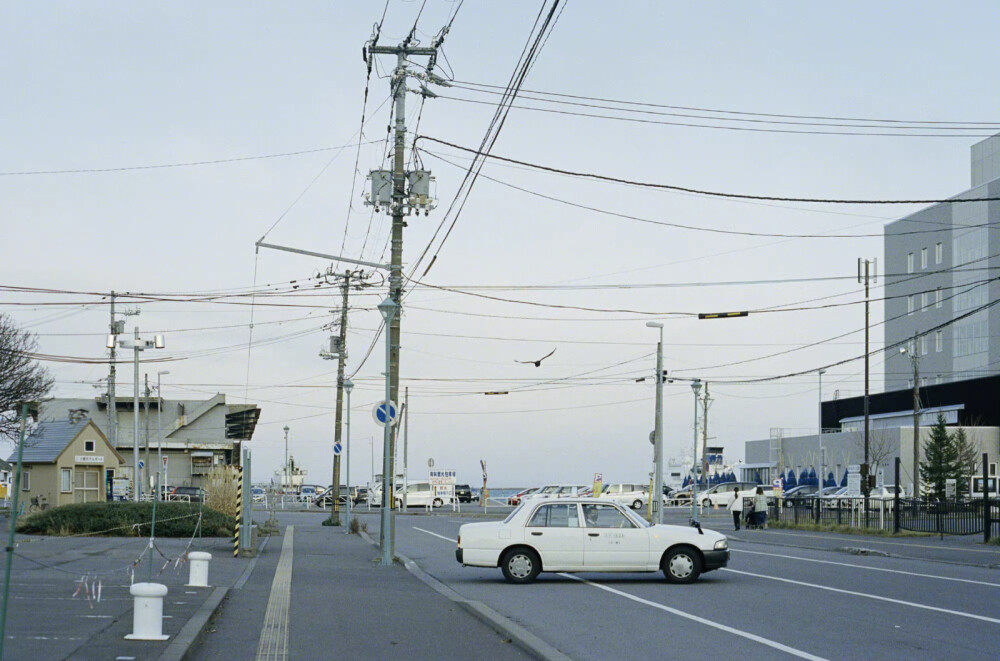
<box><xmin>333</xmin><ymin>442</ymin><xmax>342</xmax><ymax>455</ymax></box>
<box><xmin>372</xmin><ymin>401</ymin><xmax>398</xmax><ymax>427</ymax></box>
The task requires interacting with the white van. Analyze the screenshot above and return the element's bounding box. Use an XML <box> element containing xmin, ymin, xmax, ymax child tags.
<box><xmin>697</xmin><ymin>482</ymin><xmax>768</xmax><ymax>508</ymax></box>
<box><xmin>394</xmin><ymin>481</ymin><xmax>453</xmax><ymax>508</ymax></box>
<box><xmin>603</xmin><ymin>483</ymin><xmax>657</xmax><ymax>510</ymax></box>
<box><xmin>521</xmin><ymin>484</ymin><xmax>587</xmax><ymax>502</ymax></box>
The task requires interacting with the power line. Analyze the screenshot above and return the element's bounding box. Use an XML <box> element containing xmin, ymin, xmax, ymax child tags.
<box><xmin>417</xmin><ymin>136</ymin><xmax>1000</xmax><ymax>205</ymax></box>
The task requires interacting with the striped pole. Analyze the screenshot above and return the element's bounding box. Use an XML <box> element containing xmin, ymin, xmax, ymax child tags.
<box><xmin>234</xmin><ymin>466</ymin><xmax>243</xmax><ymax>558</ymax></box>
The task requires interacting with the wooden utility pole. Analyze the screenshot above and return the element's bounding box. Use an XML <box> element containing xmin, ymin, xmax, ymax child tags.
<box><xmin>325</xmin><ymin>271</ymin><xmax>352</xmax><ymax>522</ymax></box>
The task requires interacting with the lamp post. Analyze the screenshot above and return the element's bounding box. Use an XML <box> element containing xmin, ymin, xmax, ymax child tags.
<box><xmin>645</xmin><ymin>321</ymin><xmax>664</xmax><ymax>524</ymax></box>
<box><xmin>283</xmin><ymin>425</ymin><xmax>290</xmax><ymax>493</ymax></box>
<box><xmin>378</xmin><ymin>296</ymin><xmax>398</xmax><ymax>566</ymax></box>
<box><xmin>818</xmin><ymin>368</ymin><xmax>825</xmax><ymax>493</ymax></box>
<box><xmin>690</xmin><ymin>379</ymin><xmax>702</xmax><ymax>524</ymax></box>
<box><xmin>114</xmin><ymin>328</ymin><xmax>165</xmax><ymax>501</ymax></box>
<box><xmin>900</xmin><ymin>342</ymin><xmax>920</xmax><ymax>496</ymax></box>
<box><xmin>156</xmin><ymin>371</ymin><xmax>169</xmax><ymax>498</ymax></box>
<box><xmin>343</xmin><ymin>379</ymin><xmax>354</xmax><ymax>533</ymax></box>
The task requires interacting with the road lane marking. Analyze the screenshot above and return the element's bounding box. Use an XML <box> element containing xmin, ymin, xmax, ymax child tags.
<box><xmin>413</xmin><ymin>527</ymin><xmax>457</xmax><ymax>543</ymax></box>
<box><xmin>722</xmin><ymin>568</ymin><xmax>1000</xmax><ymax>624</ymax></box>
<box><xmin>413</xmin><ymin>526</ymin><xmax>828</xmax><ymax>660</ymax></box>
<box><xmin>562</xmin><ymin>574</ymin><xmax>828</xmax><ymax>661</ymax></box>
<box><xmin>741</xmin><ymin>529</ymin><xmax>1000</xmax><ymax>554</ymax></box>
<box><xmin>256</xmin><ymin>525</ymin><xmax>293</xmax><ymax>661</ymax></box>
<box><xmin>733</xmin><ymin>548</ymin><xmax>1000</xmax><ymax>587</ymax></box>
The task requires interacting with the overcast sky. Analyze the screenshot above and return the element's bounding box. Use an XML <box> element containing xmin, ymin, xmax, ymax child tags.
<box><xmin>2</xmin><ymin>1</ymin><xmax>997</xmax><ymax>487</ymax></box>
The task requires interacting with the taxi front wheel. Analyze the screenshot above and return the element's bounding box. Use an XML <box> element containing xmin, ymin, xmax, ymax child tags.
<box><xmin>662</xmin><ymin>546</ymin><xmax>701</xmax><ymax>584</ymax></box>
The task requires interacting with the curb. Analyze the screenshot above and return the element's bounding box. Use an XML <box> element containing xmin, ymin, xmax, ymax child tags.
<box><xmin>356</xmin><ymin>530</ymin><xmax>573</xmax><ymax>661</ymax></box>
<box><xmin>156</xmin><ymin>586</ymin><xmax>228</xmax><ymax>661</ymax></box>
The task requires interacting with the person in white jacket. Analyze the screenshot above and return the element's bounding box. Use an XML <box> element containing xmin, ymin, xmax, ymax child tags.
<box><xmin>728</xmin><ymin>488</ymin><xmax>744</xmax><ymax>531</ymax></box>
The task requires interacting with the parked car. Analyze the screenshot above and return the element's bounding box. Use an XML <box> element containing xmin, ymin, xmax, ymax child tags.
<box><xmin>316</xmin><ymin>485</ymin><xmax>349</xmax><ymax>506</ymax></box>
<box><xmin>603</xmin><ymin>483</ymin><xmax>667</xmax><ymax>510</ymax></box>
<box><xmin>352</xmin><ymin>486</ymin><xmax>368</xmax><ymax>504</ymax></box>
<box><xmin>456</xmin><ymin>498</ymin><xmax>729</xmax><ymax>584</ymax></box>
<box><xmin>780</xmin><ymin>484</ymin><xmax>819</xmax><ymax>506</ymax></box>
<box><xmin>251</xmin><ymin>486</ymin><xmax>266</xmax><ymax>503</ymax></box>
<box><xmin>697</xmin><ymin>482</ymin><xmax>765</xmax><ymax>508</ymax></box>
<box><xmin>509</xmin><ymin>487</ymin><xmax>540</xmax><ymax>506</ymax></box>
<box><xmin>394</xmin><ymin>481</ymin><xmax>452</xmax><ymax>508</ymax></box>
<box><xmin>520</xmin><ymin>484</ymin><xmax>588</xmax><ymax>502</ymax></box>
<box><xmin>166</xmin><ymin>486</ymin><xmax>203</xmax><ymax>503</ymax></box>
<box><xmin>455</xmin><ymin>484</ymin><xmax>474</xmax><ymax>503</ymax></box>
<box><xmin>299</xmin><ymin>485</ymin><xmax>319</xmax><ymax>499</ymax></box>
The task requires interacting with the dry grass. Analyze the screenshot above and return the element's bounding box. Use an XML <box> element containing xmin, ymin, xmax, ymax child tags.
<box><xmin>203</xmin><ymin>466</ymin><xmax>239</xmax><ymax>519</ymax></box>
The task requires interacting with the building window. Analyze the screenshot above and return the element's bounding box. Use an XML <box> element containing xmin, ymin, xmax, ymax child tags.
<box><xmin>907</xmin><ymin>379</ymin><xmax>913</xmax><ymax>389</ymax></box>
<box><xmin>935</xmin><ymin>242</ymin><xmax>943</xmax><ymax>264</ymax></box>
<box><xmin>84</xmin><ymin>440</ymin><xmax>95</xmax><ymax>453</ymax></box>
<box><xmin>22</xmin><ymin>471</ymin><xmax>29</xmax><ymax>491</ymax></box>
<box><xmin>907</xmin><ymin>253</ymin><xmax>914</xmax><ymax>273</ymax></box>
<box><xmin>935</xmin><ymin>330</ymin><xmax>942</xmax><ymax>352</ymax></box>
<box><xmin>991</xmin><ymin>463</ymin><xmax>997</xmax><ymax>477</ymax></box>
<box><xmin>920</xmin><ymin>336</ymin><xmax>927</xmax><ymax>355</ymax></box>
<box><xmin>907</xmin><ymin>296</ymin><xmax>914</xmax><ymax>315</ymax></box>
<box><xmin>935</xmin><ymin>375</ymin><xmax>942</xmax><ymax>385</ymax></box>
<box><xmin>61</xmin><ymin>468</ymin><xmax>72</xmax><ymax>493</ymax></box>
<box><xmin>936</xmin><ymin>288</ymin><xmax>942</xmax><ymax>308</ymax></box>
<box><xmin>920</xmin><ymin>377</ymin><xmax>927</xmax><ymax>386</ymax></box>
<box><xmin>920</xmin><ymin>247</ymin><xmax>927</xmax><ymax>269</ymax></box>
<box><xmin>921</xmin><ymin>292</ymin><xmax>928</xmax><ymax>310</ymax></box>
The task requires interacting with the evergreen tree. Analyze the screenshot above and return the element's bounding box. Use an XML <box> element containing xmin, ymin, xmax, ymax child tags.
<box><xmin>952</xmin><ymin>428</ymin><xmax>979</xmax><ymax>498</ymax></box>
<box><xmin>919</xmin><ymin>413</ymin><xmax>959</xmax><ymax>501</ymax></box>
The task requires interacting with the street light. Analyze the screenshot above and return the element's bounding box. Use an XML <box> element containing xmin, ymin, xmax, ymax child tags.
<box><xmin>645</xmin><ymin>321</ymin><xmax>664</xmax><ymax>524</ymax></box>
<box><xmin>114</xmin><ymin>328</ymin><xmax>165</xmax><ymax>501</ymax></box>
<box><xmin>283</xmin><ymin>425</ymin><xmax>290</xmax><ymax>493</ymax></box>
<box><xmin>690</xmin><ymin>379</ymin><xmax>702</xmax><ymax>524</ymax></box>
<box><xmin>377</xmin><ymin>296</ymin><xmax>398</xmax><ymax>566</ymax></box>
<box><xmin>343</xmin><ymin>379</ymin><xmax>354</xmax><ymax>534</ymax></box>
<box><xmin>156</xmin><ymin>371</ymin><xmax>169</xmax><ymax>498</ymax></box>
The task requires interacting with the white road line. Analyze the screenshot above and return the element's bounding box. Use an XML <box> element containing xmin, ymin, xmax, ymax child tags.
<box><xmin>256</xmin><ymin>525</ymin><xmax>294</xmax><ymax>661</ymax></box>
<box><xmin>722</xmin><ymin>568</ymin><xmax>1000</xmax><ymax>624</ymax></box>
<box><xmin>562</xmin><ymin>575</ymin><xmax>828</xmax><ymax>661</ymax></box>
<box><xmin>413</xmin><ymin>527</ymin><xmax>457</xmax><ymax>543</ymax></box>
<box><xmin>746</xmin><ymin>529</ymin><xmax>1000</xmax><ymax>554</ymax></box>
<box><xmin>733</xmin><ymin>548</ymin><xmax>1000</xmax><ymax>587</ymax></box>
<box><xmin>413</xmin><ymin>527</ymin><xmax>827</xmax><ymax>660</ymax></box>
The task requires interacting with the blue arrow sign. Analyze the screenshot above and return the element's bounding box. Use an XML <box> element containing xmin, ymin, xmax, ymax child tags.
<box><xmin>372</xmin><ymin>401</ymin><xmax>398</xmax><ymax>427</ymax></box>
<box><xmin>333</xmin><ymin>442</ymin><xmax>342</xmax><ymax>455</ymax></box>
<box><xmin>138</xmin><ymin>460</ymin><xmax>145</xmax><ymax>469</ymax></box>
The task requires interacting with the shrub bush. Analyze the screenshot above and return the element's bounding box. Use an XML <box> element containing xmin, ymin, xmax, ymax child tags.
<box><xmin>203</xmin><ymin>466</ymin><xmax>239</xmax><ymax>519</ymax></box>
<box><xmin>15</xmin><ymin>502</ymin><xmax>233</xmax><ymax>537</ymax></box>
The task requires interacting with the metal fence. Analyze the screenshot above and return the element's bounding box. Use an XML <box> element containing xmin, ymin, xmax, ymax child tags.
<box><xmin>767</xmin><ymin>496</ymin><xmax>998</xmax><ymax>540</ymax></box>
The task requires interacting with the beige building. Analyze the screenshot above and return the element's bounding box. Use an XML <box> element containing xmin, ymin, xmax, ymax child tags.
<box><xmin>8</xmin><ymin>416</ymin><xmax>124</xmax><ymax>508</ymax></box>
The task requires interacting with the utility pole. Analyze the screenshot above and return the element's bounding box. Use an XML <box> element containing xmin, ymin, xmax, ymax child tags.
<box><xmin>321</xmin><ymin>270</ymin><xmax>353</xmax><ymax>523</ymax></box>
<box><xmin>403</xmin><ymin>387</ymin><xmax>409</xmax><ymax>509</ymax></box>
<box><xmin>108</xmin><ymin>292</ymin><xmax>117</xmax><ymax>451</ymax></box>
<box><xmin>144</xmin><ymin>374</ymin><xmax>151</xmax><ymax>497</ymax></box>
<box><xmin>701</xmin><ymin>381</ymin><xmax>710</xmax><ymax>483</ymax></box>
<box><xmin>367</xmin><ymin>35</ymin><xmax>443</xmax><ymax>516</ymax></box>
<box><xmin>858</xmin><ymin>258</ymin><xmax>875</xmax><ymax>520</ymax></box>
<box><xmin>902</xmin><ymin>334</ymin><xmax>921</xmax><ymax>496</ymax></box>
<box><xmin>645</xmin><ymin>322</ymin><xmax>664</xmax><ymax>524</ymax></box>
<box><xmin>283</xmin><ymin>425</ymin><xmax>290</xmax><ymax>492</ymax></box>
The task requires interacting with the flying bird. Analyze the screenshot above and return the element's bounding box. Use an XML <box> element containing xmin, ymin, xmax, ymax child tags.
<box><xmin>515</xmin><ymin>348</ymin><xmax>556</xmax><ymax>367</ymax></box>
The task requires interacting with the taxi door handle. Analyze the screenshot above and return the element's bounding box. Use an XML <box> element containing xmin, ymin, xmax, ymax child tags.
<box><xmin>530</xmin><ymin>532</ymin><xmax>543</xmax><ymax>536</ymax></box>
<box><xmin>587</xmin><ymin>532</ymin><xmax>599</xmax><ymax>537</ymax></box>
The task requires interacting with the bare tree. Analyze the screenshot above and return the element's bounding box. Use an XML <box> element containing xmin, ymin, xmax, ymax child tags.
<box><xmin>0</xmin><ymin>313</ymin><xmax>53</xmax><ymax>441</ymax></box>
<box><xmin>852</xmin><ymin>428</ymin><xmax>895</xmax><ymax>479</ymax></box>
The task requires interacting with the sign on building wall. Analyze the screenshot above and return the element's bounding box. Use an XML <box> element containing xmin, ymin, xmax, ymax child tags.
<box><xmin>75</xmin><ymin>455</ymin><xmax>104</xmax><ymax>464</ymax></box>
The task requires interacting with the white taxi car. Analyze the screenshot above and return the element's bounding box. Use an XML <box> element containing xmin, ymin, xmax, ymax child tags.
<box><xmin>455</xmin><ymin>498</ymin><xmax>729</xmax><ymax>584</ymax></box>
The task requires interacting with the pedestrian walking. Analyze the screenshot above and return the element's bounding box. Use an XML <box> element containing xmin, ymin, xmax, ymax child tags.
<box><xmin>753</xmin><ymin>486</ymin><xmax>768</xmax><ymax>529</ymax></box>
<box><xmin>729</xmin><ymin>488</ymin><xmax>743</xmax><ymax>531</ymax></box>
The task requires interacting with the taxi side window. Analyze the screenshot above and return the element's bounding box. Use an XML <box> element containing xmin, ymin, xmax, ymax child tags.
<box><xmin>582</xmin><ymin>504</ymin><xmax>636</xmax><ymax>529</ymax></box>
<box><xmin>527</xmin><ymin>504</ymin><xmax>580</xmax><ymax>528</ymax></box>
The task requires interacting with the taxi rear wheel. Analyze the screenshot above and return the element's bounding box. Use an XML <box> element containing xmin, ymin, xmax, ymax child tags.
<box><xmin>632</xmin><ymin>499</ymin><xmax>643</xmax><ymax>510</ymax></box>
<box><xmin>500</xmin><ymin>548</ymin><xmax>541</xmax><ymax>584</ymax></box>
<box><xmin>662</xmin><ymin>546</ymin><xmax>702</xmax><ymax>584</ymax></box>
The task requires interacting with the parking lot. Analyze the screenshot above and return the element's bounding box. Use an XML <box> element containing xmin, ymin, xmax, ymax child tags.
<box><xmin>353</xmin><ymin>508</ymin><xmax>1000</xmax><ymax>661</ymax></box>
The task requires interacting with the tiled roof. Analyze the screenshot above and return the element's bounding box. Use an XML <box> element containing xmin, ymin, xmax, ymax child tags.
<box><xmin>7</xmin><ymin>419</ymin><xmax>89</xmax><ymax>464</ymax></box>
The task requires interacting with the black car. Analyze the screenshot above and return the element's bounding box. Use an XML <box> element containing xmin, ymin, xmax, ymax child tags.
<box><xmin>455</xmin><ymin>484</ymin><xmax>474</xmax><ymax>503</ymax></box>
<box><xmin>167</xmin><ymin>486</ymin><xmax>203</xmax><ymax>503</ymax></box>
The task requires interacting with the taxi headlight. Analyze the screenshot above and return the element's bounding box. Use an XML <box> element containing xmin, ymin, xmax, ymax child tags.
<box><xmin>714</xmin><ymin>539</ymin><xmax>728</xmax><ymax>551</ymax></box>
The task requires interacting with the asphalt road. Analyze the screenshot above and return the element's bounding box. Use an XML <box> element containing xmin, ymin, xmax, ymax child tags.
<box><xmin>355</xmin><ymin>509</ymin><xmax>1000</xmax><ymax>661</ymax></box>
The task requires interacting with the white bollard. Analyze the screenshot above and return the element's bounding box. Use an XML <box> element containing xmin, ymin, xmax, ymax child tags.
<box><xmin>186</xmin><ymin>551</ymin><xmax>212</xmax><ymax>587</ymax></box>
<box><xmin>125</xmin><ymin>582</ymin><xmax>169</xmax><ymax>641</ymax></box>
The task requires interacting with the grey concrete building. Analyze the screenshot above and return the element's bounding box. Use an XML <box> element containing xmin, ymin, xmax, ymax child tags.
<box><xmin>39</xmin><ymin>395</ymin><xmax>260</xmax><ymax>494</ymax></box>
<box><xmin>883</xmin><ymin>133</ymin><xmax>1000</xmax><ymax>391</ymax></box>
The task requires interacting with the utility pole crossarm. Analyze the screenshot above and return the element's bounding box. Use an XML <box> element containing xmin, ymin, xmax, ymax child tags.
<box><xmin>255</xmin><ymin>241</ymin><xmax>390</xmax><ymax>271</ymax></box>
<box><xmin>369</xmin><ymin>46</ymin><xmax>437</xmax><ymax>56</ymax></box>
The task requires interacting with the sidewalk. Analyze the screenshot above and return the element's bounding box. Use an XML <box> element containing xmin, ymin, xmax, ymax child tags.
<box><xmin>0</xmin><ymin>519</ymin><xmax>247</xmax><ymax>661</ymax></box>
<box><xmin>188</xmin><ymin>512</ymin><xmax>533</xmax><ymax>661</ymax></box>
